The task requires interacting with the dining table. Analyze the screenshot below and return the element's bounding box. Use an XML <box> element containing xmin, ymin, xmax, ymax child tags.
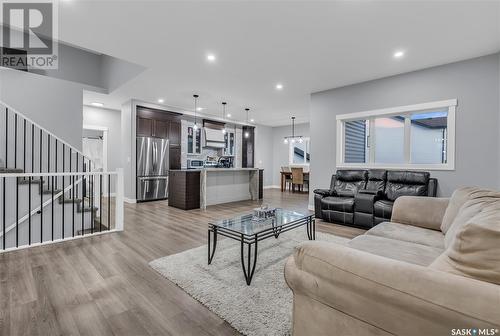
<box><xmin>280</xmin><ymin>171</ymin><xmax>310</xmax><ymax>192</ymax></box>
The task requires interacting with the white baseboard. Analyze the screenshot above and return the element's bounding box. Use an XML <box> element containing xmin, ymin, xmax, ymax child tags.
<box><xmin>263</xmin><ymin>185</ymin><xmax>281</xmax><ymax>189</ymax></box>
<box><xmin>124</xmin><ymin>197</ymin><xmax>137</xmax><ymax>204</ymax></box>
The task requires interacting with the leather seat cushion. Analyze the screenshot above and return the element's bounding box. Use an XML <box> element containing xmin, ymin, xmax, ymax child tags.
<box><xmin>366</xmin><ymin>221</ymin><xmax>445</xmax><ymax>249</ymax></box>
<box><xmin>321</xmin><ymin>196</ymin><xmax>355</xmax><ymax>213</ymax></box>
<box><xmin>374</xmin><ymin>200</ymin><xmax>394</xmax><ymax>219</ymax></box>
<box><xmin>385</xmin><ymin>171</ymin><xmax>430</xmax><ymax>201</ymax></box>
<box><xmin>348</xmin><ymin>235</ymin><xmax>443</xmax><ymax>266</ymax></box>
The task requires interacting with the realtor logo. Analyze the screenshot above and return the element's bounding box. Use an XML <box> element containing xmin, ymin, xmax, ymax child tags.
<box><xmin>0</xmin><ymin>0</ymin><xmax>59</xmax><ymax>69</ymax></box>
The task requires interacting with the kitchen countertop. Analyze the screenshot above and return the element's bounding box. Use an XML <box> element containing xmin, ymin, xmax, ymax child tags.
<box><xmin>170</xmin><ymin>168</ymin><xmax>262</xmax><ymax>172</ymax></box>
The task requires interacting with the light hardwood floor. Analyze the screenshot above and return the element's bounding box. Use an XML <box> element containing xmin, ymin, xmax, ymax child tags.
<box><xmin>0</xmin><ymin>189</ymin><xmax>364</xmax><ymax>336</ymax></box>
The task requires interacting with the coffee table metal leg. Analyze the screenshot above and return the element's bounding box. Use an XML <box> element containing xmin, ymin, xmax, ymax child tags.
<box><xmin>312</xmin><ymin>218</ymin><xmax>316</xmax><ymax>240</ymax></box>
<box><xmin>208</xmin><ymin>227</ymin><xmax>217</xmax><ymax>264</ymax></box>
<box><xmin>307</xmin><ymin>217</ymin><xmax>315</xmax><ymax>240</ymax></box>
<box><xmin>241</xmin><ymin>234</ymin><xmax>258</xmax><ymax>285</ymax></box>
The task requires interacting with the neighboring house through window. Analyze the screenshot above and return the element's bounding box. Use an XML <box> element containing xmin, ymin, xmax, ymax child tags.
<box><xmin>336</xmin><ymin>99</ymin><xmax>456</xmax><ymax>170</ymax></box>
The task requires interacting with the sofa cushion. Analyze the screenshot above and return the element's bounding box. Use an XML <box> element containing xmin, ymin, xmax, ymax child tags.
<box><xmin>348</xmin><ymin>235</ymin><xmax>443</xmax><ymax>266</ymax></box>
<box><xmin>444</xmin><ymin>188</ymin><xmax>500</xmax><ymax>248</ymax></box>
<box><xmin>385</xmin><ymin>171</ymin><xmax>429</xmax><ymax>202</ymax></box>
<box><xmin>333</xmin><ymin>170</ymin><xmax>367</xmax><ymax>194</ymax></box>
<box><xmin>441</xmin><ymin>187</ymin><xmax>479</xmax><ymax>233</ymax></box>
<box><xmin>374</xmin><ymin>200</ymin><xmax>393</xmax><ymax>219</ymax></box>
<box><xmin>366</xmin><ymin>169</ymin><xmax>387</xmax><ymax>193</ymax></box>
<box><xmin>366</xmin><ymin>222</ymin><xmax>444</xmax><ymax>249</ymax></box>
<box><xmin>321</xmin><ymin>196</ymin><xmax>355</xmax><ymax>213</ymax></box>
<box><xmin>430</xmin><ymin>202</ymin><xmax>500</xmax><ymax>285</ymax></box>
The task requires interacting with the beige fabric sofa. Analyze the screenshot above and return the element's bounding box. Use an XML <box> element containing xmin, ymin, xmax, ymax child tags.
<box><xmin>285</xmin><ymin>187</ymin><xmax>500</xmax><ymax>336</ymax></box>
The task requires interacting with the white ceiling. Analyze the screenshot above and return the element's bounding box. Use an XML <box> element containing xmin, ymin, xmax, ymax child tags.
<box><xmin>58</xmin><ymin>1</ymin><xmax>500</xmax><ymax>126</ymax></box>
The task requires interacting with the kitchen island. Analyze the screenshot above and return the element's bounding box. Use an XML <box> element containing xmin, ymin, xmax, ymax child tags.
<box><xmin>169</xmin><ymin>168</ymin><xmax>263</xmax><ymax>210</ymax></box>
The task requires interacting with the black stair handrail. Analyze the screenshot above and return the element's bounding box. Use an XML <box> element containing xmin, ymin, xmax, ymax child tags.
<box><xmin>0</xmin><ymin>102</ymin><xmax>94</xmax><ymax>176</ymax></box>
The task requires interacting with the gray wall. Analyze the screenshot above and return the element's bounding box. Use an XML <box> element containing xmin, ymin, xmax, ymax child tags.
<box><xmin>0</xmin><ymin>68</ymin><xmax>84</xmax><ymax>150</ymax></box>
<box><xmin>272</xmin><ymin>122</ymin><xmax>310</xmax><ymax>186</ymax></box>
<box><xmin>255</xmin><ymin>124</ymin><xmax>274</xmax><ymax>186</ymax></box>
<box><xmin>83</xmin><ymin>105</ymin><xmax>122</xmax><ymax>172</ymax></box>
<box><xmin>310</xmin><ymin>53</ymin><xmax>500</xmax><ymax>205</ymax></box>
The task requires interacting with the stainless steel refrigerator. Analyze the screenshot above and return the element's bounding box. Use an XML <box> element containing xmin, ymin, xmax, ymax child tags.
<box><xmin>136</xmin><ymin>137</ymin><xmax>169</xmax><ymax>202</ymax></box>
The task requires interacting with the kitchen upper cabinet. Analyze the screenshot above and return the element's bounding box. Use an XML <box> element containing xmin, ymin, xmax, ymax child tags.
<box><xmin>153</xmin><ymin>120</ymin><xmax>168</xmax><ymax>138</ymax></box>
<box><xmin>169</xmin><ymin>121</ymin><xmax>181</xmax><ymax>146</ymax></box>
<box><xmin>224</xmin><ymin>131</ymin><xmax>235</xmax><ymax>156</ymax></box>
<box><xmin>187</xmin><ymin>126</ymin><xmax>202</xmax><ymax>154</ymax></box>
<box><xmin>137</xmin><ymin>117</ymin><xmax>153</xmax><ymax>137</ymax></box>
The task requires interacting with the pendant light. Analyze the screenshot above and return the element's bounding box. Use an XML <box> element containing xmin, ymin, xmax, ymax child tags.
<box><xmin>193</xmin><ymin>94</ymin><xmax>199</xmax><ymax>130</ymax></box>
<box><xmin>244</xmin><ymin>108</ymin><xmax>250</xmax><ymax>138</ymax></box>
<box><xmin>222</xmin><ymin>102</ymin><xmax>227</xmax><ymax>134</ymax></box>
<box><xmin>283</xmin><ymin>116</ymin><xmax>303</xmax><ymax>144</ymax></box>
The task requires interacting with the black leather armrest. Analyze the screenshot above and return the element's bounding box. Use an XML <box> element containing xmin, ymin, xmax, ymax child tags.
<box><xmin>336</xmin><ymin>190</ymin><xmax>355</xmax><ymax>198</ymax></box>
<box><xmin>355</xmin><ymin>192</ymin><xmax>378</xmax><ymax>214</ymax></box>
<box><xmin>428</xmin><ymin>178</ymin><xmax>438</xmax><ymax>197</ymax></box>
<box><xmin>313</xmin><ymin>189</ymin><xmax>332</xmax><ymax>197</ymax></box>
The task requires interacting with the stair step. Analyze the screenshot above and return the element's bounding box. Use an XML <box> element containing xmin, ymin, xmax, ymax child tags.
<box><xmin>41</xmin><ymin>188</ymin><xmax>63</xmax><ymax>195</ymax></box>
<box><xmin>77</xmin><ymin>220</ymin><xmax>108</xmax><ymax>235</ymax></box>
<box><xmin>19</xmin><ymin>178</ymin><xmax>45</xmax><ymax>185</ymax></box>
<box><xmin>0</xmin><ymin>167</ymin><xmax>24</xmax><ymax>173</ymax></box>
<box><xmin>58</xmin><ymin>197</ymin><xmax>84</xmax><ymax>204</ymax></box>
<box><xmin>78</xmin><ymin>205</ymin><xmax>98</xmax><ymax>213</ymax></box>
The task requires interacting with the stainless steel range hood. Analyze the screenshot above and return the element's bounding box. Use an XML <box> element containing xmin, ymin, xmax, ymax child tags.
<box><xmin>204</xmin><ymin>127</ymin><xmax>225</xmax><ymax>148</ymax></box>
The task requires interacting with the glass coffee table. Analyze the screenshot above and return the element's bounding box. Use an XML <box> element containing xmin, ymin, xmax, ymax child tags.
<box><xmin>208</xmin><ymin>209</ymin><xmax>315</xmax><ymax>285</ymax></box>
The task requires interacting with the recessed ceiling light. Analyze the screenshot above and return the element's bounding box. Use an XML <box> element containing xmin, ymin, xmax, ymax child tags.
<box><xmin>250</xmin><ymin>119</ymin><xmax>255</xmax><ymax>122</ymax></box>
<box><xmin>157</xmin><ymin>98</ymin><xmax>164</xmax><ymax>103</ymax></box>
<box><xmin>207</xmin><ymin>54</ymin><xmax>216</xmax><ymax>62</ymax></box>
<box><xmin>393</xmin><ymin>50</ymin><xmax>405</xmax><ymax>58</ymax></box>
<box><xmin>90</xmin><ymin>102</ymin><xmax>104</xmax><ymax>107</ymax></box>
<box><xmin>276</xmin><ymin>83</ymin><xmax>283</xmax><ymax>90</ymax></box>
<box><xmin>227</xmin><ymin>113</ymin><xmax>231</xmax><ymax>118</ymax></box>
<box><xmin>196</xmin><ymin>107</ymin><xmax>204</xmax><ymax>111</ymax></box>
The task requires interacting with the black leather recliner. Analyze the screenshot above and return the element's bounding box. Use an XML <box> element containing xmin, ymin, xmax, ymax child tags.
<box><xmin>313</xmin><ymin>169</ymin><xmax>437</xmax><ymax>229</ymax></box>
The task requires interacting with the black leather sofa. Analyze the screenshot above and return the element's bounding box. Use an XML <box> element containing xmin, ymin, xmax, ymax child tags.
<box><xmin>313</xmin><ymin>169</ymin><xmax>437</xmax><ymax>229</ymax></box>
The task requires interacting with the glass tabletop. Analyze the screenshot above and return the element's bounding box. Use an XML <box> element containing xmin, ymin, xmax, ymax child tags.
<box><xmin>209</xmin><ymin>209</ymin><xmax>312</xmax><ymax>236</ymax></box>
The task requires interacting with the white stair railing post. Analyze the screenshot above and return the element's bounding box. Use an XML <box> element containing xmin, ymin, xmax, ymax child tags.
<box><xmin>115</xmin><ymin>168</ymin><xmax>124</xmax><ymax>231</ymax></box>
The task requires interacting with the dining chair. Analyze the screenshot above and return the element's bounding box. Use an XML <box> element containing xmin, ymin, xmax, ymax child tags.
<box><xmin>291</xmin><ymin>167</ymin><xmax>304</xmax><ymax>192</ymax></box>
<box><xmin>281</xmin><ymin>166</ymin><xmax>292</xmax><ymax>191</ymax></box>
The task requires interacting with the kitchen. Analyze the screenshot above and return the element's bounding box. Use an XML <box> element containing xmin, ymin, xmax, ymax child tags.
<box><xmin>134</xmin><ymin>103</ymin><xmax>263</xmax><ymax>210</ymax></box>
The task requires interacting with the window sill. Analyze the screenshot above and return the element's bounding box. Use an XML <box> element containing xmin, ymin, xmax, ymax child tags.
<box><xmin>336</xmin><ymin>163</ymin><xmax>454</xmax><ymax>171</ymax></box>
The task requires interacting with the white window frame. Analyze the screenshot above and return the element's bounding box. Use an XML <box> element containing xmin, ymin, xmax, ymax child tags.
<box><xmin>336</xmin><ymin>99</ymin><xmax>456</xmax><ymax>171</ymax></box>
<box><xmin>289</xmin><ymin>137</ymin><xmax>311</xmax><ymax>166</ymax></box>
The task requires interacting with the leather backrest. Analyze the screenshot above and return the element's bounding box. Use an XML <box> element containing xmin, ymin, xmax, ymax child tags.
<box><xmin>385</xmin><ymin>171</ymin><xmax>430</xmax><ymax>201</ymax></box>
<box><xmin>334</xmin><ymin>170</ymin><xmax>367</xmax><ymax>194</ymax></box>
<box><xmin>366</xmin><ymin>170</ymin><xmax>387</xmax><ymax>192</ymax></box>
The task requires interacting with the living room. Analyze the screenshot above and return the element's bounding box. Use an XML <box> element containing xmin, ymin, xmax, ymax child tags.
<box><xmin>0</xmin><ymin>1</ymin><xmax>499</xmax><ymax>335</ymax></box>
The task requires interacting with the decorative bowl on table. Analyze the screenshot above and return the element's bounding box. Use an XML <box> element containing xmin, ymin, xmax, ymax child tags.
<box><xmin>252</xmin><ymin>205</ymin><xmax>278</xmax><ymax>221</ymax></box>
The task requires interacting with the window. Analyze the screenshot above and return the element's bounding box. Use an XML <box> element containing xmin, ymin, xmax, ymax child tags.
<box><xmin>336</xmin><ymin>99</ymin><xmax>456</xmax><ymax>170</ymax></box>
<box><xmin>289</xmin><ymin>138</ymin><xmax>310</xmax><ymax>165</ymax></box>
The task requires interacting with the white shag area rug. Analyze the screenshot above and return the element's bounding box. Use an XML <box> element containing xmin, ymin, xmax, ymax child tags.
<box><xmin>149</xmin><ymin>229</ymin><xmax>349</xmax><ymax>336</ymax></box>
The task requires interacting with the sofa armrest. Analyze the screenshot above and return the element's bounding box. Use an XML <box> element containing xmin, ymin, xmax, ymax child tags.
<box><xmin>313</xmin><ymin>189</ymin><xmax>333</xmax><ymax>197</ymax></box>
<box><xmin>391</xmin><ymin>196</ymin><xmax>449</xmax><ymax>230</ymax></box>
<box><xmin>285</xmin><ymin>242</ymin><xmax>500</xmax><ymax>334</ymax></box>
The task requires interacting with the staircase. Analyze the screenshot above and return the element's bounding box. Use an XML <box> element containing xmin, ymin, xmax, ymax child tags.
<box><xmin>0</xmin><ymin>101</ymin><xmax>123</xmax><ymax>252</ymax></box>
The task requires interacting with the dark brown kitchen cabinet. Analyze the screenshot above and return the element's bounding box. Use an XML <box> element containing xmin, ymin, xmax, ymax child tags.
<box><xmin>169</xmin><ymin>121</ymin><xmax>181</xmax><ymax>145</ymax></box>
<box><xmin>169</xmin><ymin>146</ymin><xmax>181</xmax><ymax>170</ymax></box>
<box><xmin>137</xmin><ymin>117</ymin><xmax>153</xmax><ymax>137</ymax></box>
<box><xmin>153</xmin><ymin>120</ymin><xmax>169</xmax><ymax>138</ymax></box>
